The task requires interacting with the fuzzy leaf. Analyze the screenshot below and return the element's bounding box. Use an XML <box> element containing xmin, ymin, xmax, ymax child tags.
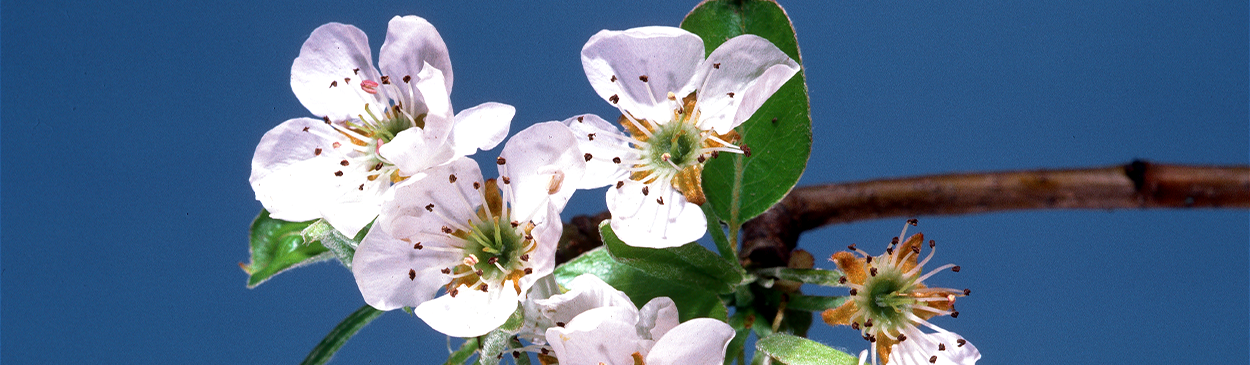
<box><xmin>755</xmin><ymin>334</ymin><xmax>858</xmax><ymax>365</ymax></box>
<box><xmin>242</xmin><ymin>209</ymin><xmax>331</xmax><ymax>288</ymax></box>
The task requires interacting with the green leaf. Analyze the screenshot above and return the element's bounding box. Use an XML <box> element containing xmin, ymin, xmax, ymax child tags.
<box><xmin>600</xmin><ymin>222</ymin><xmax>744</xmax><ymax>294</ymax></box>
<box><xmin>300</xmin><ymin>305</ymin><xmax>385</xmax><ymax>365</ymax></box>
<box><xmin>301</xmin><ymin>219</ymin><xmax>371</xmax><ymax>269</ymax></box>
<box><xmin>755</xmin><ymin>334</ymin><xmax>858</xmax><ymax>365</ymax></box>
<box><xmin>682</xmin><ymin>0</ymin><xmax>812</xmax><ymax>224</ymax></box>
<box><xmin>555</xmin><ymin>247</ymin><xmax>728</xmax><ymax>322</ymax></box>
<box><xmin>755</xmin><ymin>268</ymin><xmax>845</xmax><ymax>287</ymax></box>
<box><xmin>786</xmin><ymin>294</ymin><xmax>848</xmax><ymax>313</ymax></box>
<box><xmin>724</xmin><ymin>309</ymin><xmax>755</xmax><ymax>365</ymax></box>
<box><xmin>445</xmin><ymin>338</ymin><xmax>479</xmax><ymax>365</ymax></box>
<box><xmin>243</xmin><ymin>209</ymin><xmax>331</xmax><ymax>288</ymax></box>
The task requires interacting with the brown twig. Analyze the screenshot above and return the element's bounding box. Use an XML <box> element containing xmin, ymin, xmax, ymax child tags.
<box><xmin>556</xmin><ymin>160</ymin><xmax>1250</xmax><ymax>267</ymax></box>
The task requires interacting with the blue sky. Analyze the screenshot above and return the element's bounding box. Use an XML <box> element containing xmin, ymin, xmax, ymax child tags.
<box><xmin>3</xmin><ymin>1</ymin><xmax>1246</xmax><ymax>364</ymax></box>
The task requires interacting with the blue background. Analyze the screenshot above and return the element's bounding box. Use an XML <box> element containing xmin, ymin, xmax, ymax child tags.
<box><xmin>3</xmin><ymin>1</ymin><xmax>1246</xmax><ymax>364</ymax></box>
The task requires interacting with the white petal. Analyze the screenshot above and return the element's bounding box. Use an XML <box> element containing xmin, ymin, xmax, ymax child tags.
<box><xmin>581</xmin><ymin>27</ymin><xmax>705</xmax><ymax>123</ymax></box>
<box><xmin>378</xmin><ymin>15</ymin><xmax>453</xmax><ymax>113</ymax></box>
<box><xmin>546</xmin><ymin>306</ymin><xmax>645</xmax><ymax>365</ymax></box>
<box><xmin>415</xmin><ymin>283</ymin><xmax>522</xmax><ymax>338</ymax></box>
<box><xmin>607</xmin><ymin>182</ymin><xmax>707</xmax><ymax>248</ymax></box>
<box><xmin>636</xmin><ymin>297</ymin><xmax>679</xmax><ymax>340</ymax></box>
<box><xmin>498</xmin><ymin>122</ymin><xmax>586</xmax><ymax>220</ymax></box>
<box><xmin>683</xmin><ymin>34</ymin><xmax>800</xmax><ymax>134</ymax></box>
<box><xmin>352</xmin><ymin>223</ymin><xmax>463</xmax><ymax>310</ymax></box>
<box><xmin>562</xmin><ymin>114</ymin><xmax>633</xmax><ymax>189</ymax></box>
<box><xmin>533</xmin><ymin>274</ymin><xmax>636</xmax><ymax>327</ymax></box>
<box><xmin>524</xmin><ymin>203</ymin><xmax>562</xmax><ymax>286</ymax></box>
<box><xmin>320</xmin><ymin>197</ymin><xmax>381</xmax><ymax>238</ymax></box>
<box><xmin>888</xmin><ymin>330</ymin><xmax>980</xmax><ymax>365</ymax></box>
<box><xmin>290</xmin><ymin>23</ymin><xmax>385</xmax><ymax>121</ymax></box>
<box><xmin>379</xmin><ymin>65</ymin><xmax>456</xmax><ymax>175</ymax></box>
<box><xmin>450</xmin><ymin>102</ymin><xmax>514</xmax><ymax>157</ymax></box>
<box><xmin>378</xmin><ymin>158</ymin><xmax>483</xmax><ymax>239</ymax></box>
<box><xmin>250</xmin><ymin>118</ymin><xmax>353</xmax><ymax>222</ymax></box>
<box><xmin>645</xmin><ymin>318</ymin><xmax>735</xmax><ymax>365</ymax></box>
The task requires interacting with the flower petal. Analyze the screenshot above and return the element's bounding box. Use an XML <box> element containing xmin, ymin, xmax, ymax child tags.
<box><xmin>450</xmin><ymin>102</ymin><xmax>514</xmax><ymax>157</ymax></box>
<box><xmin>582</xmin><ymin>27</ymin><xmax>705</xmax><ymax>123</ymax></box>
<box><xmin>378</xmin><ymin>64</ymin><xmax>457</xmax><ymax>175</ymax></box>
<box><xmin>378</xmin><ymin>15</ymin><xmax>453</xmax><ymax>112</ymax></box>
<box><xmin>887</xmin><ymin>330</ymin><xmax>980</xmax><ymax>365</ymax></box>
<box><xmin>607</xmin><ymin>182</ymin><xmax>706</xmax><ymax>248</ymax></box>
<box><xmin>636</xmin><ymin>297</ymin><xmax>679</xmax><ymax>340</ymax></box>
<box><xmin>378</xmin><ymin>157</ymin><xmax>483</xmax><ymax>239</ymax></box>
<box><xmin>250</xmin><ymin>117</ymin><xmax>355</xmax><ymax>222</ymax></box>
<box><xmin>562</xmin><ymin>114</ymin><xmax>633</xmax><ymax>189</ymax></box>
<box><xmin>290</xmin><ymin>23</ymin><xmax>385</xmax><ymax>121</ymax></box>
<box><xmin>645</xmin><ymin>318</ymin><xmax>735</xmax><ymax>365</ymax></box>
<box><xmin>546</xmin><ymin>306</ymin><xmax>645</xmax><ymax>365</ymax></box>
<box><xmin>683</xmin><ymin>34</ymin><xmax>800</xmax><ymax>134</ymax></box>
<box><xmin>533</xmin><ymin>274</ymin><xmax>636</xmax><ymax>328</ymax></box>
<box><xmin>498</xmin><ymin>121</ymin><xmax>586</xmax><ymax>221</ymax></box>
<box><xmin>415</xmin><ymin>283</ymin><xmax>522</xmax><ymax>338</ymax></box>
<box><xmin>352</xmin><ymin>223</ymin><xmax>463</xmax><ymax>310</ymax></box>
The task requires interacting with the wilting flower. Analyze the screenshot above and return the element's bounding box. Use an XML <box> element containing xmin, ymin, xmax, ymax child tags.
<box><xmin>529</xmin><ymin>274</ymin><xmax>734</xmax><ymax>365</ymax></box>
<box><xmin>823</xmin><ymin>220</ymin><xmax>980</xmax><ymax>365</ymax></box>
<box><xmin>250</xmin><ymin>15</ymin><xmax>513</xmax><ymax>236</ymax></box>
<box><xmin>350</xmin><ymin>122</ymin><xmax>583</xmax><ymax>337</ymax></box>
<box><xmin>571</xmin><ymin>26</ymin><xmax>800</xmax><ymax>248</ymax></box>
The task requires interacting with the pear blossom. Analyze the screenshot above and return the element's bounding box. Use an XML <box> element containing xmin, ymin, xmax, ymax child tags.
<box><xmin>573</xmin><ymin>26</ymin><xmax>801</xmax><ymax>248</ymax></box>
<box><xmin>527</xmin><ymin>274</ymin><xmax>734</xmax><ymax>365</ymax></box>
<box><xmin>350</xmin><ymin>122</ymin><xmax>584</xmax><ymax>337</ymax></box>
<box><xmin>823</xmin><ymin>220</ymin><xmax>980</xmax><ymax>365</ymax></box>
<box><xmin>250</xmin><ymin>15</ymin><xmax>513</xmax><ymax>237</ymax></box>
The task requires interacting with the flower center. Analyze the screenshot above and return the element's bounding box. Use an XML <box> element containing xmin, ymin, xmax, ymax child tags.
<box><xmin>856</xmin><ymin>264</ymin><xmax>916</xmax><ymax>334</ymax></box>
<box><xmin>615</xmin><ymin>92</ymin><xmax>742</xmax><ymax>205</ymax></box>
<box><xmin>440</xmin><ymin>179</ymin><xmax>538</xmax><ymax>296</ymax></box>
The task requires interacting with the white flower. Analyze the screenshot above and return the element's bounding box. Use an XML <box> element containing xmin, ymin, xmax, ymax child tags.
<box><xmin>535</xmin><ymin>274</ymin><xmax>735</xmax><ymax>365</ymax></box>
<box><xmin>824</xmin><ymin>221</ymin><xmax>980</xmax><ymax>365</ymax></box>
<box><xmin>250</xmin><ymin>15</ymin><xmax>513</xmax><ymax>236</ymax></box>
<box><xmin>350</xmin><ymin>122</ymin><xmax>584</xmax><ymax>338</ymax></box>
<box><xmin>573</xmin><ymin>26</ymin><xmax>800</xmax><ymax>248</ymax></box>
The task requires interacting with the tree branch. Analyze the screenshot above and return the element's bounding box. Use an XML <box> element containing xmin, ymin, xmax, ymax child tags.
<box><xmin>556</xmin><ymin>160</ymin><xmax>1250</xmax><ymax>267</ymax></box>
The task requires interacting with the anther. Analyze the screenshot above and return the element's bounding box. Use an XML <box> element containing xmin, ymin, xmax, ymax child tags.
<box><xmin>334</xmin><ymin>171</ymin><xmax>344</xmax><ymax>177</ymax></box>
<box><xmin>473</xmin><ymin>181</ymin><xmax>481</xmax><ymax>189</ymax></box>
<box><xmin>897</xmin><ymin>334</ymin><xmax>907</xmax><ymax>342</ymax></box>
<box><xmin>642</xmin><ymin>186</ymin><xmax>649</xmax><ymax>196</ymax></box>
<box><xmin>441</xmin><ymin>226</ymin><xmax>453</xmax><ymax>234</ymax></box>
<box><xmin>891</xmin><ymin>237</ymin><xmax>899</xmax><ymax>245</ymax></box>
<box><xmin>957</xmin><ymin>339</ymin><xmax>966</xmax><ymax>347</ymax></box>
<box><xmin>344</xmin><ymin>77</ymin><xmax>351</xmax><ymax>84</ymax></box>
<box><xmin>584</xmin><ymin>153</ymin><xmax>593</xmax><ymax>161</ymax></box>
<box><xmin>413</xmin><ymin>242</ymin><xmax>423</xmax><ymax>250</ymax></box>
<box><xmin>403</xmin><ymin>75</ymin><xmax>411</xmax><ymax>83</ymax></box>
<box><xmin>314</xmin><ymin>148</ymin><xmax>322</xmax><ymax>156</ymax></box>
<box><xmin>524</xmin><ymin>234</ymin><xmax>533</xmax><ymax>241</ymax></box>
<box><xmin>541</xmin><ymin>348</ymin><xmax>550</xmax><ymax>355</ymax></box>
<box><xmin>613</xmin><ymin>157</ymin><xmax>622</xmax><ymax>164</ymax></box>
<box><xmin>380</xmin><ymin>75</ymin><xmax>390</xmax><ymax>84</ymax></box>
<box><xmin>864</xmin><ymin>319</ymin><xmax>873</xmax><ymax>327</ymax></box>
<box><xmin>373</xmin><ymin>162</ymin><xmax>384</xmax><ymax>170</ymax></box>
<box><xmin>610</xmin><ymin>75</ymin><xmax>617</xmax><ymax>82</ymax></box>
<box><xmin>908</xmin><ymin>218</ymin><xmax>918</xmax><ymax>226</ymax></box>
<box><xmin>771</xmin><ymin>117</ymin><xmax>778</xmax><ymax>123</ymax></box>
<box><xmin>408</xmin><ymin>269</ymin><xmax>416</xmax><ymax>280</ymax></box>
<box><xmin>329</xmin><ymin>80</ymin><xmax>338</xmax><ymax>88</ymax></box>
<box><xmin>323</xmin><ymin>116</ymin><xmax>331</xmax><ymax>124</ymax></box>
<box><xmin>524</xmin><ymin>268</ymin><xmax>533</xmax><ymax>274</ymax></box>
<box><xmin>839</xmin><ymin>276</ymin><xmax>848</xmax><ymax>284</ymax></box>
<box><xmin>475</xmin><ymin>269</ymin><xmax>484</xmax><ymax>276</ymax></box>
<box><xmin>332</xmin><ymin>142</ymin><xmax>341</xmax><ymax>148</ymax></box>
<box><xmin>616</xmin><ymin>181</ymin><xmax>624</xmax><ymax>189</ymax></box>
<box><xmin>950</xmin><ymin>311</ymin><xmax>960</xmax><ymax>318</ymax></box>
<box><xmin>478</xmin><ymin>284</ymin><xmax>488</xmax><ymax>292</ymax></box>
<box><xmin>938</xmin><ymin>344</ymin><xmax>946</xmax><ymax>351</ymax></box>
<box><xmin>848</xmin><ymin>244</ymin><xmax>857</xmax><ymax>250</ymax></box>
<box><xmin>930</xmin><ymin>240</ymin><xmax>936</xmax><ymax>248</ymax></box>
<box><xmin>449</xmin><ymin>174</ymin><xmax>457</xmax><ymax>183</ymax></box>
<box><xmin>512</xmin><ymin>351</ymin><xmax>520</xmax><ymax>359</ymax></box>
<box><xmin>742</xmin><ymin>145</ymin><xmax>752</xmax><ymax>157</ymax></box>
<box><xmin>487</xmin><ymin>257</ymin><xmax>498</xmax><ymax>265</ymax></box>
<box><xmin>502</xmin><ymin>177</ymin><xmax>511</xmax><ymax>184</ymax></box>
<box><xmin>849</xmin><ymin>288</ymin><xmax>858</xmax><ymax>296</ymax></box>
<box><xmin>358</xmin><ymin>184</ymin><xmax>364</xmax><ymax>191</ymax></box>
<box><xmin>698</xmin><ymin>155</ymin><xmax>706</xmax><ymax>163</ymax></box>
<box><xmin>361</xmin><ymin>80</ymin><xmax>379</xmax><ymax>94</ymax></box>
<box><xmin>441</xmin><ymin>268</ymin><xmax>451</xmax><ymax>274</ymax></box>
<box><xmin>588</xmin><ymin>133</ymin><xmax>595</xmax><ymax>140</ymax></box>
<box><xmin>425</xmin><ymin>204</ymin><xmax>435</xmax><ymax>212</ymax></box>
<box><xmin>497</xmin><ymin>157</ymin><xmax>506</xmax><ymax>165</ymax></box>
<box><xmin>340</xmin><ymin>160</ymin><xmax>350</xmax><ymax>166</ymax></box>
<box><xmin>577</xmin><ymin>116</ymin><xmax>584</xmax><ymax>122</ymax></box>
<box><xmin>870</xmin><ymin>267</ymin><xmax>878</xmax><ymax>276</ymax></box>
<box><xmin>609</xmin><ymin>94</ymin><xmax>619</xmax><ymax>104</ymax></box>
<box><xmin>912</xmin><ymin>246</ymin><xmax>921</xmax><ymax>254</ymax></box>
<box><xmin>353</xmin><ymin>68</ymin><xmax>359</xmax><ymax>75</ymax></box>
<box><xmin>449</xmin><ymin>288</ymin><xmax>459</xmax><ymax>297</ymax></box>
<box><xmin>520</xmin><ymin>254</ymin><xmax>529</xmax><ymax>261</ymax></box>
<box><xmin>952</xmin><ymin>266</ymin><xmax>961</xmax><ymax>272</ymax></box>
<box><xmin>929</xmin><ymin>356</ymin><xmax>937</xmax><ymax>363</ymax></box>
<box><xmin>556</xmin><ymin>322</ymin><xmax>565</xmax><ymax>327</ymax></box>
<box><xmin>726</xmin><ymin>92</ymin><xmax>735</xmax><ymax>98</ymax></box>
<box><xmin>963</xmin><ymin>289</ymin><xmax>971</xmax><ymax>296</ymax></box>
<box><xmin>865</xmin><ymin>256</ymin><xmax>873</xmax><ymax>264</ymax></box>
<box><xmin>711</xmin><ymin>151</ymin><xmax>720</xmax><ymax>158</ymax></box>
<box><xmin>302</xmin><ymin>126</ymin><xmax>310</xmax><ymax>132</ymax></box>
<box><xmin>657</xmin><ymin>197</ymin><xmax>664</xmax><ymax>205</ymax></box>
<box><xmin>851</xmin><ymin>322</ymin><xmax>860</xmax><ymax>330</ymax></box>
<box><xmin>713</xmin><ymin>63</ymin><xmax>721</xmax><ymax>69</ymax></box>
<box><xmin>639</xmin><ymin>75</ymin><xmax>649</xmax><ymax>82</ymax></box>
<box><xmin>511</xmin><ymin>221</ymin><xmax>519</xmax><ymax>228</ymax></box>
<box><xmin>886</xmin><ymin>247</ymin><xmax>895</xmax><ymax>255</ymax></box>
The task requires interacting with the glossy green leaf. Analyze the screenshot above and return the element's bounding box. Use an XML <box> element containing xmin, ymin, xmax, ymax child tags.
<box><xmin>682</xmin><ymin>0</ymin><xmax>812</xmax><ymax>224</ymax></box>
<box><xmin>301</xmin><ymin>219</ymin><xmax>371</xmax><ymax>269</ymax></box>
<box><xmin>600</xmin><ymin>222</ymin><xmax>743</xmax><ymax>293</ymax></box>
<box><xmin>300</xmin><ymin>305</ymin><xmax>385</xmax><ymax>365</ymax></box>
<box><xmin>555</xmin><ymin>247</ymin><xmax>728</xmax><ymax>322</ymax></box>
<box><xmin>755</xmin><ymin>333</ymin><xmax>858</xmax><ymax>365</ymax></box>
<box><xmin>243</xmin><ymin>209</ymin><xmax>331</xmax><ymax>288</ymax></box>
<box><xmin>755</xmin><ymin>268</ymin><xmax>845</xmax><ymax>287</ymax></box>
<box><xmin>444</xmin><ymin>338</ymin><xmax>479</xmax><ymax>365</ymax></box>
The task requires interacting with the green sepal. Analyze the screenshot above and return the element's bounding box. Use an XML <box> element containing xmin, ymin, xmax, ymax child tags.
<box><xmin>301</xmin><ymin>219</ymin><xmax>371</xmax><ymax>269</ymax></box>
<box><xmin>600</xmin><ymin>221</ymin><xmax>743</xmax><ymax>294</ymax></box>
<box><xmin>476</xmin><ymin>327</ymin><xmax>513</xmax><ymax>365</ymax></box>
<box><xmin>300</xmin><ymin>305</ymin><xmax>385</xmax><ymax>365</ymax></box>
<box><xmin>755</xmin><ymin>333</ymin><xmax>858</xmax><ymax>365</ymax></box>
<box><xmin>755</xmin><ymin>268</ymin><xmax>845</xmax><ymax>287</ymax></box>
<box><xmin>555</xmin><ymin>247</ymin><xmax>728</xmax><ymax>322</ymax></box>
<box><xmin>445</xmin><ymin>337</ymin><xmax>479</xmax><ymax>365</ymax></box>
<box><xmin>242</xmin><ymin>209</ymin><xmax>331</xmax><ymax>288</ymax></box>
<box><xmin>682</xmin><ymin>0</ymin><xmax>813</xmax><ymax>224</ymax></box>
